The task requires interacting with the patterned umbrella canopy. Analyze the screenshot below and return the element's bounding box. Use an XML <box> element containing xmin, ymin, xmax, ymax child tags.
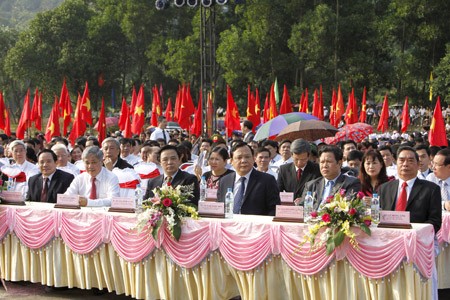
<box><xmin>323</xmin><ymin>122</ymin><xmax>374</xmax><ymax>144</ymax></box>
<box><xmin>275</xmin><ymin>120</ymin><xmax>338</xmax><ymax>142</ymax></box>
<box><xmin>253</xmin><ymin>112</ymin><xmax>318</xmax><ymax>141</ymax></box>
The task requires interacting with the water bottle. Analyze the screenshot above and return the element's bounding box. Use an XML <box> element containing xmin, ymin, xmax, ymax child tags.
<box><xmin>304</xmin><ymin>191</ymin><xmax>314</xmax><ymax>222</ymax></box>
<box><xmin>135</xmin><ymin>184</ymin><xmax>144</xmax><ymax>213</ymax></box>
<box><xmin>371</xmin><ymin>193</ymin><xmax>380</xmax><ymax>223</ymax></box>
<box><xmin>225</xmin><ymin>188</ymin><xmax>234</xmax><ymax>219</ymax></box>
<box><xmin>199</xmin><ymin>176</ymin><xmax>207</xmax><ymax>202</ymax></box>
<box><xmin>6</xmin><ymin>177</ymin><xmax>14</xmax><ymax>191</ymax></box>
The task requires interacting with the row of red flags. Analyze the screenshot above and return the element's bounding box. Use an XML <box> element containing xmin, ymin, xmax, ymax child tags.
<box><xmin>0</xmin><ymin>80</ymin><xmax>447</xmax><ymax>147</ymax></box>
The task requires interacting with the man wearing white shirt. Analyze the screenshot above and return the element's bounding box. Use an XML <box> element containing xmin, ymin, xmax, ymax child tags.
<box><xmin>426</xmin><ymin>149</ymin><xmax>450</xmax><ymax>210</ymax></box>
<box><xmin>150</xmin><ymin>116</ymin><xmax>170</xmax><ymax>143</ymax></box>
<box><xmin>51</xmin><ymin>144</ymin><xmax>80</xmax><ymax>176</ymax></box>
<box><xmin>254</xmin><ymin>147</ymin><xmax>278</xmax><ymax>180</ymax></box>
<box><xmin>415</xmin><ymin>144</ymin><xmax>432</xmax><ymax>179</ymax></box>
<box><xmin>379</xmin><ymin>145</ymin><xmax>398</xmax><ymax>178</ymax></box>
<box><xmin>272</xmin><ymin>140</ymin><xmax>293</xmax><ymax>167</ymax></box>
<box><xmin>65</xmin><ymin>146</ymin><xmax>120</xmax><ymax>207</ymax></box>
<box><xmin>120</xmin><ymin>138</ymin><xmax>140</xmax><ymax>166</ymax></box>
<box><xmin>262</xmin><ymin>140</ymin><xmax>281</xmax><ymax>165</ymax></box>
<box><xmin>1</xmin><ymin>140</ymin><xmax>39</xmax><ymax>195</ymax></box>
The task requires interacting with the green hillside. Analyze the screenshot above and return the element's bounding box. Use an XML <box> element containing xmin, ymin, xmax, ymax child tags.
<box><xmin>0</xmin><ymin>0</ymin><xmax>63</xmax><ymax>29</ymax></box>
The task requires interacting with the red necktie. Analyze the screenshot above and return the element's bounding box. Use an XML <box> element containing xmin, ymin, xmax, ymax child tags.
<box><xmin>90</xmin><ymin>177</ymin><xmax>97</xmax><ymax>200</ymax></box>
<box><xmin>395</xmin><ymin>182</ymin><xmax>408</xmax><ymax>211</ymax></box>
<box><xmin>40</xmin><ymin>177</ymin><xmax>48</xmax><ymax>202</ymax></box>
<box><xmin>297</xmin><ymin>168</ymin><xmax>302</xmax><ymax>181</ymax></box>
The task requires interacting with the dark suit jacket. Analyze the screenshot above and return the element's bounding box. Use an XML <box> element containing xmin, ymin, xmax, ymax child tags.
<box><xmin>301</xmin><ymin>173</ymin><xmax>361</xmax><ymax>210</ymax></box>
<box><xmin>217</xmin><ymin>169</ymin><xmax>280</xmax><ymax>216</ymax></box>
<box><xmin>26</xmin><ymin>169</ymin><xmax>75</xmax><ymax>203</ymax></box>
<box><xmin>277</xmin><ymin>161</ymin><xmax>321</xmax><ymax>201</ymax></box>
<box><xmin>114</xmin><ymin>157</ymin><xmax>134</xmax><ymax>169</ymax></box>
<box><xmin>144</xmin><ymin>170</ymin><xmax>200</xmax><ymax>206</ymax></box>
<box><xmin>379</xmin><ymin>178</ymin><xmax>442</xmax><ymax>233</ymax></box>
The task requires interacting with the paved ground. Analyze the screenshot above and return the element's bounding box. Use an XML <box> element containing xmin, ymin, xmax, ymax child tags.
<box><xmin>0</xmin><ymin>281</ymin><xmax>133</xmax><ymax>300</ymax></box>
<box><xmin>1</xmin><ymin>281</ymin><xmax>450</xmax><ymax>299</ymax></box>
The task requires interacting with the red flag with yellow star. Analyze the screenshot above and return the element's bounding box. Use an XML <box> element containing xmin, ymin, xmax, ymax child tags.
<box><xmin>246</xmin><ymin>85</ymin><xmax>259</xmax><ymax>130</ymax></box>
<box><xmin>429</xmin><ymin>96</ymin><xmax>448</xmax><ymax>147</ymax></box>
<box><xmin>225</xmin><ymin>85</ymin><xmax>241</xmax><ymax>136</ymax></box>
<box><xmin>69</xmin><ymin>93</ymin><xmax>86</xmax><ymax>144</ymax></box>
<box><xmin>97</xmin><ymin>97</ymin><xmax>106</xmax><ymax>144</ymax></box>
<box><xmin>178</xmin><ymin>85</ymin><xmax>196</xmax><ymax>130</ymax></box>
<box><xmin>377</xmin><ymin>93</ymin><xmax>389</xmax><ymax>133</ymax></box>
<box><xmin>268</xmin><ymin>84</ymin><xmax>278</xmax><ymax>120</ymax></box>
<box><xmin>118</xmin><ymin>97</ymin><xmax>128</xmax><ymax>131</ymax></box>
<box><xmin>165</xmin><ymin>97</ymin><xmax>173</xmax><ymax>121</ymax></box>
<box><xmin>254</xmin><ymin>87</ymin><xmax>261</xmax><ymax>128</ymax></box>
<box><xmin>401</xmin><ymin>96</ymin><xmax>410</xmax><ymax>133</ymax></box>
<box><xmin>151</xmin><ymin>85</ymin><xmax>162</xmax><ymax>127</ymax></box>
<box><xmin>0</xmin><ymin>91</ymin><xmax>6</xmax><ymax>130</ymax></box>
<box><xmin>4</xmin><ymin>106</ymin><xmax>11</xmax><ymax>136</ymax></box>
<box><xmin>80</xmin><ymin>81</ymin><xmax>92</xmax><ymax>125</ymax></box>
<box><xmin>131</xmin><ymin>85</ymin><xmax>145</xmax><ymax>135</ymax></box>
<box><xmin>190</xmin><ymin>90</ymin><xmax>202</xmax><ymax>136</ymax></box>
<box><xmin>344</xmin><ymin>88</ymin><xmax>358</xmax><ymax>125</ymax></box>
<box><xmin>359</xmin><ymin>87</ymin><xmax>367</xmax><ymax>123</ymax></box>
<box><xmin>16</xmin><ymin>89</ymin><xmax>31</xmax><ymax>139</ymax></box>
<box><xmin>329</xmin><ymin>88</ymin><xmax>337</xmax><ymax>126</ymax></box>
<box><xmin>334</xmin><ymin>85</ymin><xmax>345</xmax><ymax>127</ymax></box>
<box><xmin>263</xmin><ymin>93</ymin><xmax>270</xmax><ymax>123</ymax></box>
<box><xmin>279</xmin><ymin>84</ymin><xmax>293</xmax><ymax>115</ymax></box>
<box><xmin>62</xmin><ymin>90</ymin><xmax>72</xmax><ymax>136</ymax></box>
<box><xmin>45</xmin><ymin>97</ymin><xmax>60</xmax><ymax>142</ymax></box>
<box><xmin>30</xmin><ymin>88</ymin><xmax>42</xmax><ymax>131</ymax></box>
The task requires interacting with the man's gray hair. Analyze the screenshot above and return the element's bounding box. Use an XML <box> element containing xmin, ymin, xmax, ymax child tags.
<box><xmin>51</xmin><ymin>143</ymin><xmax>69</xmax><ymax>154</ymax></box>
<box><xmin>290</xmin><ymin>139</ymin><xmax>311</xmax><ymax>155</ymax></box>
<box><xmin>102</xmin><ymin>137</ymin><xmax>120</xmax><ymax>148</ymax></box>
<box><xmin>9</xmin><ymin>140</ymin><xmax>26</xmax><ymax>151</ymax></box>
<box><xmin>82</xmin><ymin>146</ymin><xmax>104</xmax><ymax>161</ymax></box>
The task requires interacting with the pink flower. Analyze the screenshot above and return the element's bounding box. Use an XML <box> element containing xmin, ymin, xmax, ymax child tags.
<box><xmin>348</xmin><ymin>208</ymin><xmax>357</xmax><ymax>216</ymax></box>
<box><xmin>162</xmin><ymin>198</ymin><xmax>172</xmax><ymax>207</ymax></box>
<box><xmin>339</xmin><ymin>189</ymin><xmax>346</xmax><ymax>196</ymax></box>
<box><xmin>322</xmin><ymin>213</ymin><xmax>331</xmax><ymax>223</ymax></box>
<box><xmin>167</xmin><ymin>182</ymin><xmax>172</xmax><ymax>187</ymax></box>
<box><xmin>364</xmin><ymin>219</ymin><xmax>371</xmax><ymax>226</ymax></box>
<box><xmin>310</xmin><ymin>211</ymin><xmax>318</xmax><ymax>218</ymax></box>
<box><xmin>326</xmin><ymin>195</ymin><xmax>333</xmax><ymax>203</ymax></box>
<box><xmin>357</xmin><ymin>191</ymin><xmax>365</xmax><ymax>199</ymax></box>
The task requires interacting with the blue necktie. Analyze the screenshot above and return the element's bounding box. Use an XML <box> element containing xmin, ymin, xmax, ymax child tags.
<box><xmin>322</xmin><ymin>180</ymin><xmax>335</xmax><ymax>204</ymax></box>
<box><xmin>233</xmin><ymin>177</ymin><xmax>246</xmax><ymax>214</ymax></box>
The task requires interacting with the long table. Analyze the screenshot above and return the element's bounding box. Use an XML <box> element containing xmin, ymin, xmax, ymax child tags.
<box><xmin>437</xmin><ymin>212</ymin><xmax>450</xmax><ymax>289</ymax></box>
<box><xmin>0</xmin><ymin>203</ymin><xmax>435</xmax><ymax>299</ymax></box>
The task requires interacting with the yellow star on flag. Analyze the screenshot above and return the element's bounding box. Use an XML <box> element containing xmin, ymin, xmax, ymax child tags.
<box><xmin>135</xmin><ymin>105</ymin><xmax>144</xmax><ymax>116</ymax></box>
<box><xmin>247</xmin><ymin>107</ymin><xmax>252</xmax><ymax>116</ymax></box>
<box><xmin>430</xmin><ymin>118</ymin><xmax>436</xmax><ymax>130</ymax></box>
<box><xmin>83</xmin><ymin>98</ymin><xmax>91</xmax><ymax>111</ymax></box>
<box><xmin>232</xmin><ymin>108</ymin><xmax>237</xmax><ymax>118</ymax></box>
<box><xmin>361</xmin><ymin>104</ymin><xmax>366</xmax><ymax>112</ymax></box>
<box><xmin>48</xmin><ymin>122</ymin><xmax>55</xmax><ymax>135</ymax></box>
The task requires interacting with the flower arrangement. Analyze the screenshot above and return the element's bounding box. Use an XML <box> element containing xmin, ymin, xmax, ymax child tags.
<box><xmin>303</xmin><ymin>190</ymin><xmax>371</xmax><ymax>255</ymax></box>
<box><xmin>134</xmin><ymin>183</ymin><xmax>199</xmax><ymax>241</ymax></box>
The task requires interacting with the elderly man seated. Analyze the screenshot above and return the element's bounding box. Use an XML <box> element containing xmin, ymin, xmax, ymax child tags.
<box><xmin>65</xmin><ymin>146</ymin><xmax>120</xmax><ymax>207</ymax></box>
<box><xmin>51</xmin><ymin>144</ymin><xmax>80</xmax><ymax>176</ymax></box>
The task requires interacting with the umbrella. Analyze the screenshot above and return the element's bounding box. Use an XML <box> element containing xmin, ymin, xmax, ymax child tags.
<box><xmin>94</xmin><ymin>117</ymin><xmax>118</xmax><ymax>130</ymax></box>
<box><xmin>254</xmin><ymin>112</ymin><xmax>318</xmax><ymax>141</ymax></box>
<box><xmin>275</xmin><ymin>120</ymin><xmax>338</xmax><ymax>142</ymax></box>
<box><xmin>323</xmin><ymin>122</ymin><xmax>373</xmax><ymax>144</ymax></box>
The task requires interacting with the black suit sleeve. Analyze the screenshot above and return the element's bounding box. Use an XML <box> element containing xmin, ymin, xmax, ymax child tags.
<box><xmin>277</xmin><ymin>166</ymin><xmax>287</xmax><ymax>193</ymax></box>
<box><xmin>426</xmin><ymin>183</ymin><xmax>442</xmax><ymax>233</ymax></box>
<box><xmin>266</xmin><ymin>175</ymin><xmax>280</xmax><ymax>216</ymax></box>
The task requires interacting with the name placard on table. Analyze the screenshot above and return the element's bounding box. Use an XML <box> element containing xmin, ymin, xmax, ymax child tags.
<box><xmin>377</xmin><ymin>211</ymin><xmax>412</xmax><ymax>229</ymax></box>
<box><xmin>54</xmin><ymin>194</ymin><xmax>80</xmax><ymax>209</ymax></box>
<box><xmin>280</xmin><ymin>192</ymin><xmax>294</xmax><ymax>205</ymax></box>
<box><xmin>273</xmin><ymin>205</ymin><xmax>304</xmax><ymax>223</ymax></box>
<box><xmin>109</xmin><ymin>197</ymin><xmax>136</xmax><ymax>213</ymax></box>
<box><xmin>0</xmin><ymin>191</ymin><xmax>25</xmax><ymax>205</ymax></box>
<box><xmin>198</xmin><ymin>201</ymin><xmax>225</xmax><ymax>218</ymax></box>
<box><xmin>206</xmin><ymin>188</ymin><xmax>218</xmax><ymax>201</ymax></box>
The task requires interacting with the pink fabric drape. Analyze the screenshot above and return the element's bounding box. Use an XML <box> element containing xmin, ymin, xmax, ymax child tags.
<box><xmin>0</xmin><ymin>205</ymin><xmax>435</xmax><ymax>279</ymax></box>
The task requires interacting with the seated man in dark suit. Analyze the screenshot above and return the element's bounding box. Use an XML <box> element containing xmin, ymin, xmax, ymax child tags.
<box><xmin>144</xmin><ymin>145</ymin><xmax>199</xmax><ymax>205</ymax></box>
<box><xmin>301</xmin><ymin>145</ymin><xmax>361</xmax><ymax>210</ymax></box>
<box><xmin>26</xmin><ymin>149</ymin><xmax>75</xmax><ymax>203</ymax></box>
<box><xmin>217</xmin><ymin>142</ymin><xmax>280</xmax><ymax>216</ymax></box>
<box><xmin>278</xmin><ymin>139</ymin><xmax>321</xmax><ymax>203</ymax></box>
<box><xmin>101</xmin><ymin>137</ymin><xmax>134</xmax><ymax>171</ymax></box>
<box><xmin>379</xmin><ymin>146</ymin><xmax>441</xmax><ymax>233</ymax></box>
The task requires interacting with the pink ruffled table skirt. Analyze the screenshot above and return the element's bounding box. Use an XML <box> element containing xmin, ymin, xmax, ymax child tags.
<box><xmin>0</xmin><ymin>203</ymin><xmax>435</xmax><ymax>300</ymax></box>
<box><xmin>436</xmin><ymin>212</ymin><xmax>450</xmax><ymax>288</ymax></box>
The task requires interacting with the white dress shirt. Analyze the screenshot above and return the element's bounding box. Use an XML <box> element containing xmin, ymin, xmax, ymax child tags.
<box><xmin>121</xmin><ymin>154</ymin><xmax>140</xmax><ymax>166</ymax></box>
<box><xmin>65</xmin><ymin>167</ymin><xmax>120</xmax><ymax>207</ymax></box>
<box><xmin>150</xmin><ymin>127</ymin><xmax>170</xmax><ymax>142</ymax></box>
<box><xmin>386</xmin><ymin>164</ymin><xmax>398</xmax><ymax>178</ymax></box>
<box><xmin>57</xmin><ymin>162</ymin><xmax>80</xmax><ymax>176</ymax></box>
<box><xmin>272</xmin><ymin>157</ymin><xmax>293</xmax><ymax>167</ymax></box>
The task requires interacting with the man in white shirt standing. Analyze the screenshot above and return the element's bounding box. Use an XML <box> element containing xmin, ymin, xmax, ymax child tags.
<box><xmin>51</xmin><ymin>144</ymin><xmax>80</xmax><ymax>176</ymax></box>
<box><xmin>379</xmin><ymin>145</ymin><xmax>398</xmax><ymax>178</ymax></box>
<box><xmin>415</xmin><ymin>144</ymin><xmax>432</xmax><ymax>179</ymax></box>
<box><xmin>150</xmin><ymin>116</ymin><xmax>171</xmax><ymax>143</ymax></box>
<box><xmin>273</xmin><ymin>140</ymin><xmax>293</xmax><ymax>167</ymax></box>
<box><xmin>65</xmin><ymin>146</ymin><xmax>120</xmax><ymax>207</ymax></box>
